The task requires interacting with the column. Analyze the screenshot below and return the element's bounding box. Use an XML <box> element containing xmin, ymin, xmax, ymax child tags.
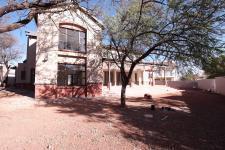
<box><xmin>138</xmin><ymin>71</ymin><xmax>142</xmax><ymax>85</ymax></box>
<box><xmin>114</xmin><ymin>70</ymin><xmax>117</xmax><ymax>86</ymax></box>
<box><xmin>164</xmin><ymin>67</ymin><xmax>167</xmax><ymax>86</ymax></box>
<box><xmin>131</xmin><ymin>72</ymin><xmax>135</xmax><ymax>87</ymax></box>
<box><xmin>152</xmin><ymin>70</ymin><xmax>155</xmax><ymax>86</ymax></box>
<box><xmin>108</xmin><ymin>62</ymin><xmax>111</xmax><ymax>89</ymax></box>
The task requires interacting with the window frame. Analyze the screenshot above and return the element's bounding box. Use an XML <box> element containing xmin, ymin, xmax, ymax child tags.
<box><xmin>58</xmin><ymin>24</ymin><xmax>87</xmax><ymax>53</ymax></box>
<box><xmin>57</xmin><ymin>63</ymin><xmax>86</xmax><ymax>87</ymax></box>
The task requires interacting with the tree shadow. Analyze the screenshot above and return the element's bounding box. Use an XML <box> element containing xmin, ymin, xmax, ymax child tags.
<box><xmin>1</xmin><ymin>87</ymin><xmax>34</xmax><ymax>98</ymax></box>
<box><xmin>38</xmin><ymin>89</ymin><xmax>225</xmax><ymax>149</ymax></box>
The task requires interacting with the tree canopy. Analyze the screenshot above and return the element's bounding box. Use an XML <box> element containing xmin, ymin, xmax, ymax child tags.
<box><xmin>203</xmin><ymin>54</ymin><xmax>225</xmax><ymax>78</ymax></box>
<box><xmin>103</xmin><ymin>0</ymin><xmax>225</xmax><ymax>107</ymax></box>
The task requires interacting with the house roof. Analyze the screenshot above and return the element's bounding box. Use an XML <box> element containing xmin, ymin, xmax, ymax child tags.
<box><xmin>36</xmin><ymin>2</ymin><xmax>104</xmax><ymax>30</ymax></box>
<box><xmin>78</xmin><ymin>6</ymin><xmax>104</xmax><ymax>29</ymax></box>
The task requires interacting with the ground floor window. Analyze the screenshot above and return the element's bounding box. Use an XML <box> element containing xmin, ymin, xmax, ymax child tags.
<box><xmin>57</xmin><ymin>63</ymin><xmax>86</xmax><ymax>86</ymax></box>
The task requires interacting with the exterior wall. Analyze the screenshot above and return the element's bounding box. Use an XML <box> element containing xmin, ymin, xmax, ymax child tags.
<box><xmin>16</xmin><ymin>36</ymin><xmax>36</xmax><ymax>89</ymax></box>
<box><xmin>215</xmin><ymin>77</ymin><xmax>225</xmax><ymax>96</ymax></box>
<box><xmin>167</xmin><ymin>80</ymin><xmax>197</xmax><ymax>89</ymax></box>
<box><xmin>196</xmin><ymin>77</ymin><xmax>225</xmax><ymax>96</ymax></box>
<box><xmin>168</xmin><ymin>77</ymin><xmax>225</xmax><ymax>96</ymax></box>
<box><xmin>197</xmin><ymin>79</ymin><xmax>216</xmax><ymax>92</ymax></box>
<box><xmin>35</xmin><ymin>8</ymin><xmax>103</xmax><ymax>99</ymax></box>
<box><xmin>35</xmin><ymin>83</ymin><xmax>102</xmax><ymax>99</ymax></box>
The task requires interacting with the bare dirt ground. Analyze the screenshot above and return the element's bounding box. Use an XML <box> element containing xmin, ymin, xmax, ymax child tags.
<box><xmin>0</xmin><ymin>86</ymin><xmax>225</xmax><ymax>150</ymax></box>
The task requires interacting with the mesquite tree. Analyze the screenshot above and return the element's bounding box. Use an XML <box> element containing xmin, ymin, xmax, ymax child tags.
<box><xmin>103</xmin><ymin>0</ymin><xmax>225</xmax><ymax>107</ymax></box>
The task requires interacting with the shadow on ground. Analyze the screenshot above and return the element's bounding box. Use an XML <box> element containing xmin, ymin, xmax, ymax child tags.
<box><xmin>41</xmin><ymin>90</ymin><xmax>225</xmax><ymax>149</ymax></box>
<box><xmin>0</xmin><ymin>88</ymin><xmax>35</xmax><ymax>98</ymax></box>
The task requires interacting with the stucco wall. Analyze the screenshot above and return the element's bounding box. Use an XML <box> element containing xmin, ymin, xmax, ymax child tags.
<box><xmin>197</xmin><ymin>79</ymin><xmax>216</xmax><ymax>92</ymax></box>
<box><xmin>168</xmin><ymin>77</ymin><xmax>225</xmax><ymax>96</ymax></box>
<box><xmin>215</xmin><ymin>77</ymin><xmax>225</xmax><ymax>96</ymax></box>
<box><xmin>167</xmin><ymin>80</ymin><xmax>197</xmax><ymax>89</ymax></box>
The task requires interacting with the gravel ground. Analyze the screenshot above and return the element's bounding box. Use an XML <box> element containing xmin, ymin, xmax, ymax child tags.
<box><xmin>0</xmin><ymin>87</ymin><xmax>225</xmax><ymax>150</ymax></box>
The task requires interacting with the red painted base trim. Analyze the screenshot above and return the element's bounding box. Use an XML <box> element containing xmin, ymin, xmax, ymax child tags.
<box><xmin>35</xmin><ymin>83</ymin><xmax>102</xmax><ymax>99</ymax></box>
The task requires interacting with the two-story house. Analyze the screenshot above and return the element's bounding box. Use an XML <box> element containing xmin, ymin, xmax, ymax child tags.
<box><xmin>16</xmin><ymin>6</ymin><xmax>103</xmax><ymax>99</ymax></box>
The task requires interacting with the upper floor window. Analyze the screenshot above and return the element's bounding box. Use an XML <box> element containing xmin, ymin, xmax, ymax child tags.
<box><xmin>58</xmin><ymin>27</ymin><xmax>86</xmax><ymax>52</ymax></box>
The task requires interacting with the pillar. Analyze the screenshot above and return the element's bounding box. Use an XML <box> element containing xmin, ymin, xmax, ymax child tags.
<box><xmin>114</xmin><ymin>70</ymin><xmax>117</xmax><ymax>86</ymax></box>
<box><xmin>137</xmin><ymin>71</ymin><xmax>142</xmax><ymax>85</ymax></box>
<box><xmin>152</xmin><ymin>70</ymin><xmax>155</xmax><ymax>86</ymax></box>
<box><xmin>164</xmin><ymin>67</ymin><xmax>167</xmax><ymax>86</ymax></box>
<box><xmin>108</xmin><ymin>62</ymin><xmax>111</xmax><ymax>89</ymax></box>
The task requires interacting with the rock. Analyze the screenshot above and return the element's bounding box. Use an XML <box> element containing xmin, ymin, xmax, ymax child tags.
<box><xmin>150</xmin><ymin>105</ymin><xmax>155</xmax><ymax>110</ymax></box>
<box><xmin>144</xmin><ymin>94</ymin><xmax>152</xmax><ymax>99</ymax></box>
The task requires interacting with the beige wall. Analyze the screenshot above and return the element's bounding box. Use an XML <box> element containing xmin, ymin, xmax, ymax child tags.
<box><xmin>197</xmin><ymin>79</ymin><xmax>216</xmax><ymax>92</ymax></box>
<box><xmin>168</xmin><ymin>77</ymin><xmax>225</xmax><ymax>96</ymax></box>
<box><xmin>196</xmin><ymin>77</ymin><xmax>225</xmax><ymax>96</ymax></box>
<box><xmin>215</xmin><ymin>77</ymin><xmax>225</xmax><ymax>95</ymax></box>
<box><xmin>167</xmin><ymin>80</ymin><xmax>197</xmax><ymax>89</ymax></box>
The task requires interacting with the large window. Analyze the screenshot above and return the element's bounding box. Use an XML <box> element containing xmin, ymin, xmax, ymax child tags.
<box><xmin>57</xmin><ymin>64</ymin><xmax>86</xmax><ymax>86</ymax></box>
<box><xmin>58</xmin><ymin>27</ymin><xmax>86</xmax><ymax>52</ymax></box>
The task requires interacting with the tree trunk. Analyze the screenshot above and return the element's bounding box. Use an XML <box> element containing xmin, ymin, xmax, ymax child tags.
<box><xmin>121</xmin><ymin>83</ymin><xmax>127</xmax><ymax>107</ymax></box>
<box><xmin>1</xmin><ymin>68</ymin><xmax>9</xmax><ymax>87</ymax></box>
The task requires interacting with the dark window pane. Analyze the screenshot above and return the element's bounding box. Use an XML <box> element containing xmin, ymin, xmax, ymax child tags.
<box><xmin>58</xmin><ymin>27</ymin><xmax>86</xmax><ymax>52</ymax></box>
<box><xmin>57</xmin><ymin>64</ymin><xmax>86</xmax><ymax>86</ymax></box>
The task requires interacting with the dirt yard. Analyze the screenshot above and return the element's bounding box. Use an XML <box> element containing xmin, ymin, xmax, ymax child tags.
<box><xmin>0</xmin><ymin>87</ymin><xmax>225</xmax><ymax>150</ymax></box>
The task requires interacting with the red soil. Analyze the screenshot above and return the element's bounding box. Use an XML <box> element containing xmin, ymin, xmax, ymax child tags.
<box><xmin>0</xmin><ymin>88</ymin><xmax>225</xmax><ymax>149</ymax></box>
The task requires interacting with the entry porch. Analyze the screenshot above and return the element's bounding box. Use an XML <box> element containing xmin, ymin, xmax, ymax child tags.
<box><xmin>103</xmin><ymin>69</ymin><xmax>150</xmax><ymax>87</ymax></box>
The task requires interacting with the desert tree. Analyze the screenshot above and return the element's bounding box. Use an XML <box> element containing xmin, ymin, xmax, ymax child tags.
<box><xmin>202</xmin><ymin>54</ymin><xmax>225</xmax><ymax>78</ymax></box>
<box><xmin>0</xmin><ymin>32</ymin><xmax>21</xmax><ymax>85</ymax></box>
<box><xmin>103</xmin><ymin>0</ymin><xmax>225</xmax><ymax>107</ymax></box>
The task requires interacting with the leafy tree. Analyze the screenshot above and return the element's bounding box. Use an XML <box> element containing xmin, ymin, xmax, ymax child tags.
<box><xmin>103</xmin><ymin>0</ymin><xmax>225</xmax><ymax>107</ymax></box>
<box><xmin>180</xmin><ymin>69</ymin><xmax>198</xmax><ymax>80</ymax></box>
<box><xmin>203</xmin><ymin>55</ymin><xmax>225</xmax><ymax>78</ymax></box>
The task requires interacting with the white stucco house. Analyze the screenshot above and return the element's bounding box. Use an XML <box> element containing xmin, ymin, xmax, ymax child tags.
<box><xmin>15</xmin><ymin>4</ymin><xmax>178</xmax><ymax>99</ymax></box>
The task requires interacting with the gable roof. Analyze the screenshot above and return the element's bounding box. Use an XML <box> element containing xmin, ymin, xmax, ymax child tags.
<box><xmin>35</xmin><ymin>3</ymin><xmax>104</xmax><ymax>30</ymax></box>
<box><xmin>78</xmin><ymin>7</ymin><xmax>104</xmax><ymax>30</ymax></box>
